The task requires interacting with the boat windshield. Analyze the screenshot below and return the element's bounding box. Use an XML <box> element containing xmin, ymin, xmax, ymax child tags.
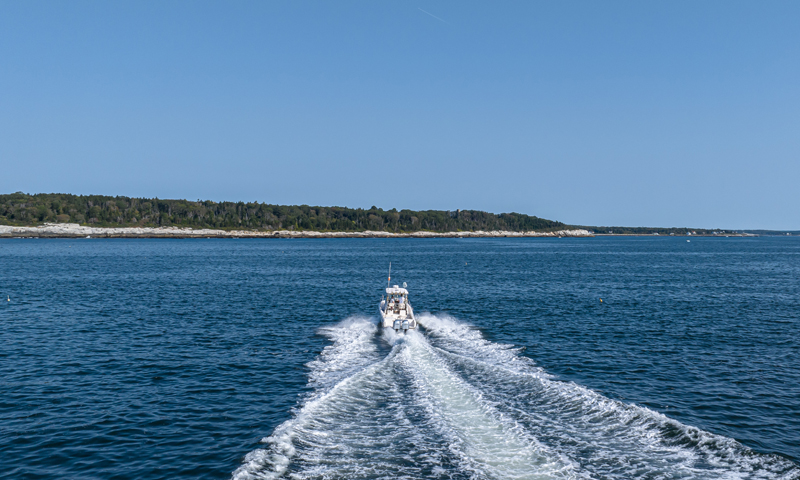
<box><xmin>386</xmin><ymin>294</ymin><xmax>408</xmax><ymax>311</ymax></box>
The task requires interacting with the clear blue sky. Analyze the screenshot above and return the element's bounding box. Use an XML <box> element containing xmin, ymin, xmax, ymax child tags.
<box><xmin>1</xmin><ymin>1</ymin><xmax>798</xmax><ymax>229</ymax></box>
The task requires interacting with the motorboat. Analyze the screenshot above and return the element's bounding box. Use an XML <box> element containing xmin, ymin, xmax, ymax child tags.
<box><xmin>379</xmin><ymin>284</ymin><xmax>417</xmax><ymax>332</ymax></box>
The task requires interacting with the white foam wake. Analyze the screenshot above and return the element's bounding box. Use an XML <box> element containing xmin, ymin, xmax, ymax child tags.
<box><xmin>233</xmin><ymin>314</ymin><xmax>800</xmax><ymax>480</ymax></box>
<box><xmin>231</xmin><ymin>317</ymin><xmax>386</xmax><ymax>480</ymax></box>
<box><xmin>417</xmin><ymin>313</ymin><xmax>800</xmax><ymax>480</ymax></box>
<box><xmin>398</xmin><ymin>329</ymin><xmax>574</xmax><ymax>479</ymax></box>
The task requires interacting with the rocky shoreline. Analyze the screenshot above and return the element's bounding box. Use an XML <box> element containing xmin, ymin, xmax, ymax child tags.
<box><xmin>0</xmin><ymin>223</ymin><xmax>593</xmax><ymax>239</ymax></box>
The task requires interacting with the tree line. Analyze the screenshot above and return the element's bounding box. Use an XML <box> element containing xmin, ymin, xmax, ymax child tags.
<box><xmin>0</xmin><ymin>193</ymin><xmax>566</xmax><ymax>232</ymax></box>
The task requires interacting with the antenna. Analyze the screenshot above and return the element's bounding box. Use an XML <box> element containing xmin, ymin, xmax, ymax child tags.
<box><xmin>387</xmin><ymin>262</ymin><xmax>391</xmax><ymax>288</ymax></box>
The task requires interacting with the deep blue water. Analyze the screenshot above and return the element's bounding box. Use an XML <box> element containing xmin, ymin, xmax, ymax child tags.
<box><xmin>1</xmin><ymin>237</ymin><xmax>798</xmax><ymax>479</ymax></box>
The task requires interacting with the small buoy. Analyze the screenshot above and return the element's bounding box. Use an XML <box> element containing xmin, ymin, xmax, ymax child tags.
<box><xmin>7</xmin><ymin>296</ymin><xmax>9</xmax><ymax>302</ymax></box>
<box><xmin>465</xmin><ymin>262</ymin><xmax>468</xmax><ymax>265</ymax></box>
<box><xmin>599</xmin><ymin>298</ymin><xmax>603</xmax><ymax>303</ymax></box>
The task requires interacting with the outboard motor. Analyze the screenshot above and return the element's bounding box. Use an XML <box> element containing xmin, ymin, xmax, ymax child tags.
<box><xmin>393</xmin><ymin>319</ymin><xmax>401</xmax><ymax>332</ymax></box>
<box><xmin>401</xmin><ymin>320</ymin><xmax>409</xmax><ymax>332</ymax></box>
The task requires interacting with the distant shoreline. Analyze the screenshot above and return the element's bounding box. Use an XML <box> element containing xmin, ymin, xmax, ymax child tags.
<box><xmin>592</xmin><ymin>233</ymin><xmax>759</xmax><ymax>237</ymax></box>
<box><xmin>0</xmin><ymin>223</ymin><xmax>595</xmax><ymax>239</ymax></box>
<box><xmin>0</xmin><ymin>224</ymin><xmax>774</xmax><ymax>239</ymax></box>
<box><xmin>4</xmin><ymin>194</ymin><xmax>792</xmax><ymax>236</ymax></box>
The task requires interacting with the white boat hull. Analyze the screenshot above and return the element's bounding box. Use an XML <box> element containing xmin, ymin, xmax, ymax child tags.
<box><xmin>380</xmin><ymin>284</ymin><xmax>417</xmax><ymax>332</ymax></box>
<box><xmin>379</xmin><ymin>300</ymin><xmax>416</xmax><ymax>331</ymax></box>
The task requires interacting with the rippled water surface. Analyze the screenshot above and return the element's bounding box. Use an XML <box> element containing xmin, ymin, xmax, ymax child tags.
<box><xmin>1</xmin><ymin>237</ymin><xmax>798</xmax><ymax>479</ymax></box>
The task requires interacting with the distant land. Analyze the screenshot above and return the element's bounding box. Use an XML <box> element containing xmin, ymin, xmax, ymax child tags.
<box><xmin>0</xmin><ymin>193</ymin><xmax>795</xmax><ymax>237</ymax></box>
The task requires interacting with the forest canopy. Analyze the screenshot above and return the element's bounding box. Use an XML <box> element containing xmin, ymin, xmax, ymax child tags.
<box><xmin>0</xmin><ymin>193</ymin><xmax>566</xmax><ymax>233</ymax></box>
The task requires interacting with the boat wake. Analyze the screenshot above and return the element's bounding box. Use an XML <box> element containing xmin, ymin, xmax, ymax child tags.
<box><xmin>232</xmin><ymin>315</ymin><xmax>799</xmax><ymax>480</ymax></box>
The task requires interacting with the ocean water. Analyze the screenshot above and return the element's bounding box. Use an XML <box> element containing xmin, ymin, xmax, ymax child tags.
<box><xmin>1</xmin><ymin>237</ymin><xmax>798</xmax><ymax>479</ymax></box>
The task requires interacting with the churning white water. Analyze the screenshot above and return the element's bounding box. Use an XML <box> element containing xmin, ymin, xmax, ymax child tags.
<box><xmin>232</xmin><ymin>315</ymin><xmax>799</xmax><ymax>480</ymax></box>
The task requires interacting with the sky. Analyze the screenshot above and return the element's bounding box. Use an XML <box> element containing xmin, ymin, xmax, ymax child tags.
<box><xmin>1</xmin><ymin>1</ymin><xmax>799</xmax><ymax>229</ymax></box>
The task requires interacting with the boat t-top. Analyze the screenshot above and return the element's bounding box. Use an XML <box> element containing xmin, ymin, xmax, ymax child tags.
<box><xmin>379</xmin><ymin>264</ymin><xmax>416</xmax><ymax>332</ymax></box>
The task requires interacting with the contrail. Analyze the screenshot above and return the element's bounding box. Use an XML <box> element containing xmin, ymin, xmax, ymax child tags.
<box><xmin>418</xmin><ymin>8</ymin><xmax>450</xmax><ymax>25</ymax></box>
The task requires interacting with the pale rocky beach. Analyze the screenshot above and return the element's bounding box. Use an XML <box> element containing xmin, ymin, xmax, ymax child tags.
<box><xmin>0</xmin><ymin>223</ymin><xmax>593</xmax><ymax>239</ymax></box>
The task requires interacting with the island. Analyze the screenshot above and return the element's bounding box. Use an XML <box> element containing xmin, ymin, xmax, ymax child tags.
<box><xmin>0</xmin><ymin>192</ymin><xmax>774</xmax><ymax>238</ymax></box>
